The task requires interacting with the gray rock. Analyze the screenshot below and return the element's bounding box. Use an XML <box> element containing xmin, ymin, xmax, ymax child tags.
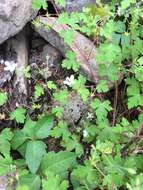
<box><xmin>0</xmin><ymin>173</ymin><xmax>16</xmax><ymax>190</ymax></box>
<box><xmin>63</xmin><ymin>93</ymin><xmax>87</xmax><ymax>124</ymax></box>
<box><xmin>29</xmin><ymin>42</ymin><xmax>62</xmax><ymax>79</ymax></box>
<box><xmin>56</xmin><ymin>0</ymin><xmax>96</xmax><ymax>12</ymax></box>
<box><xmin>0</xmin><ymin>0</ymin><xmax>37</xmax><ymax>44</ymax></box>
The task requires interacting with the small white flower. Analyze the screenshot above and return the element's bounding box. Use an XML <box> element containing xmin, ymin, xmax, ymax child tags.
<box><xmin>87</xmin><ymin>112</ymin><xmax>94</xmax><ymax>120</ymax></box>
<box><xmin>4</xmin><ymin>60</ymin><xmax>17</xmax><ymax>73</ymax></box>
<box><xmin>63</xmin><ymin>75</ymin><xmax>75</xmax><ymax>86</ymax></box>
<box><xmin>16</xmin><ymin>102</ymin><xmax>19</xmax><ymax>107</ymax></box>
<box><xmin>83</xmin><ymin>130</ymin><xmax>88</xmax><ymax>137</ymax></box>
<box><xmin>0</xmin><ymin>59</ymin><xmax>4</xmax><ymax>64</ymax></box>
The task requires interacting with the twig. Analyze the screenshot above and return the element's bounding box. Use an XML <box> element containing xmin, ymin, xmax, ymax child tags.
<box><xmin>112</xmin><ymin>82</ymin><xmax>118</xmax><ymax>125</ymax></box>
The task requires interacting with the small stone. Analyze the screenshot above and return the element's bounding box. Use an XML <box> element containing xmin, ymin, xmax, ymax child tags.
<box><xmin>63</xmin><ymin>93</ymin><xmax>88</xmax><ymax>124</ymax></box>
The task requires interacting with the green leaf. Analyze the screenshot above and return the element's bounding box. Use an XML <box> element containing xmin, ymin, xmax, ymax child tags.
<box><xmin>62</xmin><ymin>51</ymin><xmax>80</xmax><ymax>72</ymax></box>
<box><xmin>42</xmin><ymin>171</ymin><xmax>68</xmax><ymax>190</ymax></box>
<box><xmin>96</xmin><ymin>140</ymin><xmax>114</xmax><ymax>154</ymax></box>
<box><xmin>47</xmin><ymin>81</ymin><xmax>57</xmax><ymax>90</ymax></box>
<box><xmin>115</xmin><ymin>21</ymin><xmax>126</xmax><ymax>33</ymax></box>
<box><xmin>10</xmin><ymin>108</ymin><xmax>26</xmax><ymax>123</ymax></box>
<box><xmin>0</xmin><ymin>129</ymin><xmax>13</xmax><ymax>157</ymax></box>
<box><xmin>126</xmin><ymin>78</ymin><xmax>143</xmax><ymax>109</ymax></box>
<box><xmin>100</xmin><ymin>20</ymin><xmax>116</xmax><ymax>39</ymax></box>
<box><xmin>0</xmin><ymin>92</ymin><xmax>7</xmax><ymax>106</ymax></box>
<box><xmin>22</xmin><ymin>118</ymin><xmax>36</xmax><ymax>139</ymax></box>
<box><xmin>72</xmin><ymin>75</ymin><xmax>89</xmax><ymax>101</ymax></box>
<box><xmin>61</xmin><ymin>135</ymin><xmax>84</xmax><ymax>156</ymax></box>
<box><xmin>60</xmin><ymin>29</ymin><xmax>75</xmax><ymax>45</ymax></box>
<box><xmin>17</xmin><ymin>142</ymin><xmax>27</xmax><ymax>157</ymax></box>
<box><xmin>96</xmin><ymin>80</ymin><xmax>109</xmax><ymax>93</ymax></box>
<box><xmin>77</xmin><ymin>87</ymin><xmax>90</xmax><ymax>102</ymax></box>
<box><xmin>126</xmin><ymin>174</ymin><xmax>143</xmax><ymax>190</ymax></box>
<box><xmin>51</xmin><ymin>121</ymin><xmax>71</xmax><ymax>142</ymax></box>
<box><xmin>52</xmin><ymin>106</ymin><xmax>64</xmax><ymax>118</ymax></box>
<box><xmin>41</xmin><ymin>151</ymin><xmax>77</xmax><ymax>177</ymax></box>
<box><xmin>53</xmin><ymin>89</ymin><xmax>68</xmax><ymax>105</ymax></box>
<box><xmin>17</xmin><ymin>174</ymin><xmax>41</xmax><ymax>190</ymax></box>
<box><xmin>34</xmin><ymin>115</ymin><xmax>54</xmax><ymax>139</ymax></box>
<box><xmin>121</xmin><ymin>0</ymin><xmax>135</xmax><ymax>10</ymax></box>
<box><xmin>134</xmin><ymin>66</ymin><xmax>143</xmax><ymax>82</ymax></box>
<box><xmin>91</xmin><ymin>98</ymin><xmax>112</xmax><ymax>121</ymax></box>
<box><xmin>34</xmin><ymin>84</ymin><xmax>44</xmax><ymax>99</ymax></box>
<box><xmin>71</xmin><ymin>162</ymin><xmax>98</xmax><ymax>190</ymax></box>
<box><xmin>25</xmin><ymin>140</ymin><xmax>46</xmax><ymax>174</ymax></box>
<box><xmin>11</xmin><ymin>130</ymin><xmax>27</xmax><ymax>150</ymax></box>
<box><xmin>0</xmin><ymin>156</ymin><xmax>14</xmax><ymax>175</ymax></box>
<box><xmin>0</xmin><ymin>128</ymin><xmax>13</xmax><ymax>141</ymax></box>
<box><xmin>32</xmin><ymin>0</ymin><xmax>48</xmax><ymax>10</ymax></box>
<box><xmin>96</xmin><ymin>43</ymin><xmax>122</xmax><ymax>64</ymax></box>
<box><xmin>55</xmin><ymin>0</ymin><xmax>66</xmax><ymax>7</ymax></box>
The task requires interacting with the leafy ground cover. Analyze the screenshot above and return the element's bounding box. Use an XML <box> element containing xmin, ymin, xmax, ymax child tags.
<box><xmin>0</xmin><ymin>0</ymin><xmax>143</xmax><ymax>189</ymax></box>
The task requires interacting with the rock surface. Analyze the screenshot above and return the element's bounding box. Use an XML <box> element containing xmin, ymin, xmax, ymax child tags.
<box><xmin>56</xmin><ymin>0</ymin><xmax>96</xmax><ymax>12</ymax></box>
<box><xmin>33</xmin><ymin>16</ymin><xmax>99</xmax><ymax>83</ymax></box>
<box><xmin>0</xmin><ymin>0</ymin><xmax>37</xmax><ymax>44</ymax></box>
<box><xmin>29</xmin><ymin>33</ymin><xmax>62</xmax><ymax>79</ymax></box>
<box><xmin>63</xmin><ymin>93</ymin><xmax>87</xmax><ymax>124</ymax></box>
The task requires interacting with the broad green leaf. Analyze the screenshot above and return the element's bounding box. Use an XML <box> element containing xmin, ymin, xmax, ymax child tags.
<box><xmin>17</xmin><ymin>174</ymin><xmax>41</xmax><ymax>190</ymax></box>
<box><xmin>25</xmin><ymin>141</ymin><xmax>46</xmax><ymax>174</ymax></box>
<box><xmin>17</xmin><ymin>142</ymin><xmax>27</xmax><ymax>157</ymax></box>
<box><xmin>0</xmin><ymin>129</ymin><xmax>13</xmax><ymax>157</ymax></box>
<box><xmin>11</xmin><ymin>130</ymin><xmax>27</xmax><ymax>150</ymax></box>
<box><xmin>0</xmin><ymin>128</ymin><xmax>13</xmax><ymax>141</ymax></box>
<box><xmin>34</xmin><ymin>115</ymin><xmax>54</xmax><ymax>139</ymax></box>
<box><xmin>41</xmin><ymin>151</ymin><xmax>77</xmax><ymax>177</ymax></box>
<box><xmin>0</xmin><ymin>138</ymin><xmax>11</xmax><ymax>157</ymax></box>
<box><xmin>22</xmin><ymin>118</ymin><xmax>36</xmax><ymax>139</ymax></box>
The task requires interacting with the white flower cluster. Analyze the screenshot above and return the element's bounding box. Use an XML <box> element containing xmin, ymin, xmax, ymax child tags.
<box><xmin>0</xmin><ymin>59</ymin><xmax>17</xmax><ymax>73</ymax></box>
<box><xmin>63</xmin><ymin>75</ymin><xmax>75</xmax><ymax>87</ymax></box>
<box><xmin>87</xmin><ymin>112</ymin><xmax>94</xmax><ymax>120</ymax></box>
